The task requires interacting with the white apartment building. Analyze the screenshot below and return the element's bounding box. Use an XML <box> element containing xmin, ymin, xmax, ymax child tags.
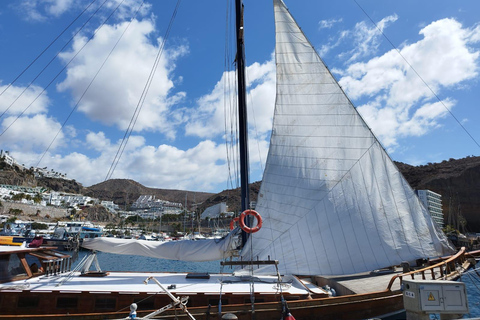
<box><xmin>0</xmin><ymin>150</ymin><xmax>15</xmax><ymax>166</ymax></box>
<box><xmin>48</xmin><ymin>192</ymin><xmax>95</xmax><ymax>208</ymax></box>
<box><xmin>101</xmin><ymin>200</ymin><xmax>120</xmax><ymax>212</ymax></box>
<box><xmin>131</xmin><ymin>195</ymin><xmax>183</xmax><ymax>211</ymax></box>
<box><xmin>416</xmin><ymin>189</ymin><xmax>444</xmax><ymax>228</ymax></box>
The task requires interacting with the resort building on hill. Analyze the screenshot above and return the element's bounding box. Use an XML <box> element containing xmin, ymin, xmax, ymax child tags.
<box><xmin>47</xmin><ymin>192</ymin><xmax>96</xmax><ymax>208</ymax></box>
<box><xmin>416</xmin><ymin>189</ymin><xmax>444</xmax><ymax>228</ymax></box>
<box><xmin>0</xmin><ymin>150</ymin><xmax>25</xmax><ymax>170</ymax></box>
<box><xmin>131</xmin><ymin>195</ymin><xmax>182</xmax><ymax>211</ymax></box>
<box><xmin>0</xmin><ymin>150</ymin><xmax>15</xmax><ymax>166</ymax></box>
<box><xmin>101</xmin><ymin>200</ymin><xmax>120</xmax><ymax>212</ymax></box>
<box><xmin>33</xmin><ymin>167</ymin><xmax>70</xmax><ymax>180</ymax></box>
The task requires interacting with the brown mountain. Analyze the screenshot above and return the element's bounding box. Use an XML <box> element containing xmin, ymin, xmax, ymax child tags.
<box><xmin>395</xmin><ymin>156</ymin><xmax>480</xmax><ymax>231</ymax></box>
<box><xmin>0</xmin><ymin>161</ymin><xmax>85</xmax><ymax>193</ymax></box>
<box><xmin>196</xmin><ymin>181</ymin><xmax>262</xmax><ymax>215</ymax></box>
<box><xmin>84</xmin><ymin>179</ymin><xmax>214</xmax><ymax>210</ymax></box>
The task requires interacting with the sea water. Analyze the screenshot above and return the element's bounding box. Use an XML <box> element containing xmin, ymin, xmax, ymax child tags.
<box><xmin>460</xmin><ymin>268</ymin><xmax>480</xmax><ymax>319</ymax></box>
<box><xmin>71</xmin><ymin>251</ymin><xmax>480</xmax><ymax>318</ymax></box>
<box><xmin>72</xmin><ymin>250</ymin><xmax>224</xmax><ymax>273</ymax></box>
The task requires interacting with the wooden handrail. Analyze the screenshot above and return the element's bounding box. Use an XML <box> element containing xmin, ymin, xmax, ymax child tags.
<box><xmin>387</xmin><ymin>247</ymin><xmax>467</xmax><ymax>290</ymax></box>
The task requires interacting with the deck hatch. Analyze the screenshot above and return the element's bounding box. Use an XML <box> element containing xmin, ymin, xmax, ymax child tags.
<box><xmin>186</xmin><ymin>272</ymin><xmax>210</xmax><ymax>279</ymax></box>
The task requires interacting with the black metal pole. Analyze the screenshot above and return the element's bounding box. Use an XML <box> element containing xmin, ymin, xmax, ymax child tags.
<box><xmin>235</xmin><ymin>0</ymin><xmax>250</xmax><ymax>243</ymax></box>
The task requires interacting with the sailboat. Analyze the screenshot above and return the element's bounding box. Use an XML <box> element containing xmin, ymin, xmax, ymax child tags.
<box><xmin>0</xmin><ymin>0</ymin><xmax>473</xmax><ymax>319</ymax></box>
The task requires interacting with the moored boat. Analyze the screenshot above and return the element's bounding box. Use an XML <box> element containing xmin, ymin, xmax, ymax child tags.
<box><xmin>0</xmin><ymin>236</ymin><xmax>25</xmax><ymax>246</ymax></box>
<box><xmin>0</xmin><ymin>244</ymin><xmax>475</xmax><ymax>319</ymax></box>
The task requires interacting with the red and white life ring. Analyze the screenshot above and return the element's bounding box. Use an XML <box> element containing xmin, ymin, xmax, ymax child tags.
<box><xmin>239</xmin><ymin>209</ymin><xmax>263</xmax><ymax>233</ymax></box>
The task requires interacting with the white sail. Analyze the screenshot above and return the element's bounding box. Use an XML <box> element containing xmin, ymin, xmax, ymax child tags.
<box><xmin>240</xmin><ymin>0</ymin><xmax>454</xmax><ymax>276</ymax></box>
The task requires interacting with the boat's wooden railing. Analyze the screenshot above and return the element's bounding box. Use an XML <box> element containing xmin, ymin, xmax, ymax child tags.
<box><xmin>387</xmin><ymin>247</ymin><xmax>468</xmax><ymax>291</ymax></box>
<box><xmin>29</xmin><ymin>249</ymin><xmax>72</xmax><ymax>276</ymax></box>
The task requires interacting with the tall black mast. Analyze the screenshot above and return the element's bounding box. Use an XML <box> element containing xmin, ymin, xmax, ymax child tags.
<box><xmin>235</xmin><ymin>0</ymin><xmax>249</xmax><ymax>212</ymax></box>
<box><xmin>235</xmin><ymin>0</ymin><xmax>250</xmax><ymax>241</ymax></box>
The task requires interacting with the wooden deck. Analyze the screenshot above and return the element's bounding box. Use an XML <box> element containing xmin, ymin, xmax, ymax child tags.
<box><xmin>315</xmin><ymin>269</ymin><xmax>402</xmax><ymax>296</ymax></box>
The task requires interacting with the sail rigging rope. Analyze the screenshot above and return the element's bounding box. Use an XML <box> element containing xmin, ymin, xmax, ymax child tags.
<box><xmin>0</xmin><ymin>0</ymin><xmax>113</xmax><ymax>139</ymax></box>
<box><xmin>245</xmin><ymin>72</ymin><xmax>265</xmax><ymax>176</ymax></box>
<box><xmin>0</xmin><ymin>0</ymin><xmax>98</xmax><ymax>104</ymax></box>
<box><xmin>353</xmin><ymin>0</ymin><xmax>480</xmax><ymax>150</ymax></box>
<box><xmin>105</xmin><ymin>0</ymin><xmax>182</xmax><ymax>181</ymax></box>
<box><xmin>224</xmin><ymin>0</ymin><xmax>240</xmax><ymax>192</ymax></box>
<box><xmin>37</xmin><ymin>0</ymin><xmax>147</xmax><ymax>167</ymax></box>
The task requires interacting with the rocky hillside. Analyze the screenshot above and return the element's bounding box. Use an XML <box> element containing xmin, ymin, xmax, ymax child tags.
<box><xmin>0</xmin><ymin>162</ymin><xmax>85</xmax><ymax>193</ymax></box>
<box><xmin>0</xmin><ymin>161</ymin><xmax>37</xmax><ymax>187</ymax></box>
<box><xmin>84</xmin><ymin>179</ymin><xmax>214</xmax><ymax>210</ymax></box>
<box><xmin>196</xmin><ymin>181</ymin><xmax>262</xmax><ymax>215</ymax></box>
<box><xmin>395</xmin><ymin>156</ymin><xmax>480</xmax><ymax>231</ymax></box>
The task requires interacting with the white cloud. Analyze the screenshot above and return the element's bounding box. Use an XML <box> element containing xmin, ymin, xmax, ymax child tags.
<box><xmin>0</xmin><ymin>114</ymin><xmax>64</xmax><ymax>152</ymax></box>
<box><xmin>318</xmin><ymin>30</ymin><xmax>349</xmax><ymax>57</ymax></box>
<box><xmin>125</xmin><ymin>140</ymin><xmax>228</xmax><ymax>191</ymax></box>
<box><xmin>0</xmin><ymin>84</ymin><xmax>50</xmax><ymax>116</ymax></box>
<box><xmin>104</xmin><ymin>0</ymin><xmax>151</xmax><ymax>21</ymax></box>
<box><xmin>18</xmin><ymin>0</ymin><xmax>74</xmax><ymax>21</ymax></box>
<box><xmin>85</xmin><ymin>131</ymin><xmax>110</xmax><ymax>152</ymax></box>
<box><xmin>399</xmin><ymin>99</ymin><xmax>453</xmax><ymax>137</ymax></box>
<box><xmin>186</xmin><ymin>55</ymin><xmax>276</xmax><ymax>139</ymax></box>
<box><xmin>30</xmin><ymin>135</ymin><xmax>230</xmax><ymax>191</ymax></box>
<box><xmin>319</xmin><ymin>18</ymin><xmax>342</xmax><ymax>29</ymax></box>
<box><xmin>338</xmin><ymin>18</ymin><xmax>480</xmax><ymax>150</ymax></box>
<box><xmin>347</xmin><ymin>14</ymin><xmax>398</xmax><ymax>62</ymax></box>
<box><xmin>18</xmin><ymin>0</ymin><xmax>149</xmax><ymax>22</ymax></box>
<box><xmin>468</xmin><ymin>24</ymin><xmax>480</xmax><ymax>42</ymax></box>
<box><xmin>318</xmin><ymin>15</ymin><xmax>398</xmax><ymax>61</ymax></box>
<box><xmin>45</xmin><ymin>0</ymin><xmax>74</xmax><ymax>16</ymax></box>
<box><xmin>57</xmin><ymin>19</ymin><xmax>188</xmax><ymax>138</ymax></box>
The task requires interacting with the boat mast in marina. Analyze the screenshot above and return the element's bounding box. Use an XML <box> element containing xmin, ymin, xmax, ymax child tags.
<box><xmin>234</xmin><ymin>0</ymin><xmax>252</xmax><ymax>246</ymax></box>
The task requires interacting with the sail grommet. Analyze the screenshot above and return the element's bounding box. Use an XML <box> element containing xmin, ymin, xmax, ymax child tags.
<box><xmin>239</xmin><ymin>210</ymin><xmax>262</xmax><ymax>233</ymax></box>
<box><xmin>229</xmin><ymin>217</ymin><xmax>240</xmax><ymax>230</ymax></box>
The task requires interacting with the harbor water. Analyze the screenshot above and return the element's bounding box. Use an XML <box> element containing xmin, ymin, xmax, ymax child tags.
<box><xmin>71</xmin><ymin>250</ymin><xmax>480</xmax><ymax>319</ymax></box>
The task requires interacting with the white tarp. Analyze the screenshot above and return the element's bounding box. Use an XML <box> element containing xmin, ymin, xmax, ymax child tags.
<box><xmin>240</xmin><ymin>0</ymin><xmax>454</xmax><ymax>276</ymax></box>
<box><xmin>82</xmin><ymin>230</ymin><xmax>240</xmax><ymax>262</ymax></box>
<box><xmin>201</xmin><ymin>202</ymin><xmax>228</xmax><ymax>219</ymax></box>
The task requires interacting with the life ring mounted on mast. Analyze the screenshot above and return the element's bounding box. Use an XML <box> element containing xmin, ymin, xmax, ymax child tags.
<box><xmin>239</xmin><ymin>209</ymin><xmax>262</xmax><ymax>233</ymax></box>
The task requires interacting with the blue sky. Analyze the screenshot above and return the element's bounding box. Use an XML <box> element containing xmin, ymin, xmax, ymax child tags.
<box><xmin>0</xmin><ymin>0</ymin><xmax>479</xmax><ymax>193</ymax></box>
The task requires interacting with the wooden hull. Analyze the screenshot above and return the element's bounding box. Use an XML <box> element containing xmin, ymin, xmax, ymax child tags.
<box><xmin>0</xmin><ymin>290</ymin><xmax>403</xmax><ymax>320</ymax></box>
<box><xmin>1</xmin><ymin>248</ymin><xmax>474</xmax><ymax>320</ymax></box>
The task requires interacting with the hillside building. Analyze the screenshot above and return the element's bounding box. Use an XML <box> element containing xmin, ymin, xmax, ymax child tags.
<box><xmin>131</xmin><ymin>195</ymin><xmax>182</xmax><ymax>211</ymax></box>
<box><xmin>0</xmin><ymin>150</ymin><xmax>25</xmax><ymax>170</ymax></box>
<box><xmin>0</xmin><ymin>150</ymin><xmax>15</xmax><ymax>166</ymax></box>
<box><xmin>101</xmin><ymin>200</ymin><xmax>120</xmax><ymax>212</ymax></box>
<box><xmin>33</xmin><ymin>167</ymin><xmax>70</xmax><ymax>180</ymax></box>
<box><xmin>416</xmin><ymin>189</ymin><xmax>444</xmax><ymax>228</ymax></box>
